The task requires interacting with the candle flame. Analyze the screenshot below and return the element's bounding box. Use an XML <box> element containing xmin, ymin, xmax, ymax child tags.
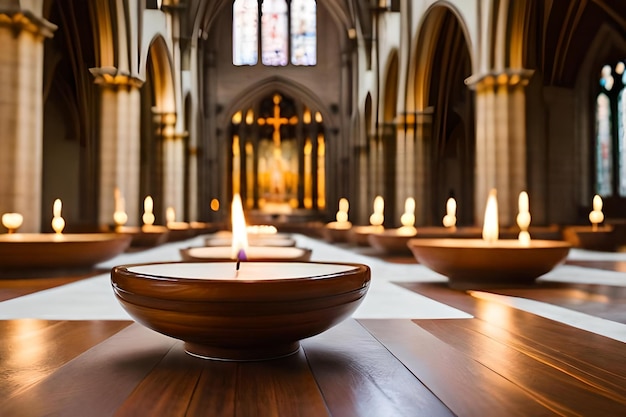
<box><xmin>2</xmin><ymin>212</ymin><xmax>23</xmax><ymax>233</ymax></box>
<box><xmin>143</xmin><ymin>196</ymin><xmax>155</xmax><ymax>226</ymax></box>
<box><xmin>52</xmin><ymin>199</ymin><xmax>65</xmax><ymax>234</ymax></box>
<box><xmin>166</xmin><ymin>207</ymin><xmax>176</xmax><ymax>224</ymax></box>
<box><xmin>336</xmin><ymin>198</ymin><xmax>350</xmax><ymax>223</ymax></box>
<box><xmin>589</xmin><ymin>194</ymin><xmax>604</xmax><ymax>231</ymax></box>
<box><xmin>400</xmin><ymin>197</ymin><xmax>416</xmax><ymax>228</ymax></box>
<box><xmin>231</xmin><ymin>193</ymin><xmax>249</xmax><ymax>260</ymax></box>
<box><xmin>482</xmin><ymin>189</ymin><xmax>498</xmax><ymax>243</ymax></box>
<box><xmin>369</xmin><ymin>196</ymin><xmax>384</xmax><ymax>227</ymax></box>
<box><xmin>516</xmin><ymin>191</ymin><xmax>531</xmax><ymax>245</ymax></box>
<box><xmin>442</xmin><ymin>197</ymin><xmax>457</xmax><ymax>228</ymax></box>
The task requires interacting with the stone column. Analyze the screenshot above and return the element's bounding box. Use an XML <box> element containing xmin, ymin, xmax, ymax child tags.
<box><xmin>0</xmin><ymin>7</ymin><xmax>56</xmax><ymax>232</ymax></box>
<box><xmin>90</xmin><ymin>68</ymin><xmax>143</xmax><ymax>227</ymax></box>
<box><xmin>414</xmin><ymin>110</ymin><xmax>433</xmax><ymax>225</ymax></box>
<box><xmin>156</xmin><ymin>112</ymin><xmax>185</xmax><ymax>221</ymax></box>
<box><xmin>466</xmin><ymin>69</ymin><xmax>533</xmax><ymax>226</ymax></box>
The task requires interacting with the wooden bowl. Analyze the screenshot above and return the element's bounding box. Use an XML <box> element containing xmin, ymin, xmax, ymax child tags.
<box><xmin>408</xmin><ymin>238</ymin><xmax>571</xmax><ymax>289</ymax></box>
<box><xmin>115</xmin><ymin>225</ymin><xmax>169</xmax><ymax>247</ymax></box>
<box><xmin>0</xmin><ymin>233</ymin><xmax>132</xmax><ymax>272</ymax></box>
<box><xmin>367</xmin><ymin>228</ymin><xmax>416</xmax><ymax>255</ymax></box>
<box><xmin>111</xmin><ymin>261</ymin><xmax>371</xmax><ymax>361</ymax></box>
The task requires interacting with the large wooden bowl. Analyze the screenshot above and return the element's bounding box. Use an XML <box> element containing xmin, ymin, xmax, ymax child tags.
<box><xmin>408</xmin><ymin>238</ymin><xmax>571</xmax><ymax>289</ymax></box>
<box><xmin>111</xmin><ymin>261</ymin><xmax>370</xmax><ymax>361</ymax></box>
<box><xmin>0</xmin><ymin>233</ymin><xmax>132</xmax><ymax>272</ymax></box>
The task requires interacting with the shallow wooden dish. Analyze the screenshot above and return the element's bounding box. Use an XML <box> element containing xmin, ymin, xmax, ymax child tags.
<box><xmin>349</xmin><ymin>225</ymin><xmax>384</xmax><ymax>246</ymax></box>
<box><xmin>562</xmin><ymin>225</ymin><xmax>616</xmax><ymax>252</ymax></box>
<box><xmin>111</xmin><ymin>261</ymin><xmax>370</xmax><ymax>361</ymax></box>
<box><xmin>367</xmin><ymin>229</ymin><xmax>416</xmax><ymax>255</ymax></box>
<box><xmin>0</xmin><ymin>233</ymin><xmax>132</xmax><ymax>271</ymax></box>
<box><xmin>115</xmin><ymin>225</ymin><xmax>169</xmax><ymax>247</ymax></box>
<box><xmin>408</xmin><ymin>238</ymin><xmax>571</xmax><ymax>289</ymax></box>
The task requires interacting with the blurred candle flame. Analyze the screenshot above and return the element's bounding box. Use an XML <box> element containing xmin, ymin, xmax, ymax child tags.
<box><xmin>482</xmin><ymin>189</ymin><xmax>498</xmax><ymax>243</ymax></box>
<box><xmin>231</xmin><ymin>193</ymin><xmax>249</xmax><ymax>260</ymax></box>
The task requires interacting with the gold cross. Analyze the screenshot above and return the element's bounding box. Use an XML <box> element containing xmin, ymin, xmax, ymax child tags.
<box><xmin>258</xmin><ymin>94</ymin><xmax>298</xmax><ymax>147</ymax></box>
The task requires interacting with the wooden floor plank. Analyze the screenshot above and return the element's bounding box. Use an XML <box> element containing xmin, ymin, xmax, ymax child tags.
<box><xmin>235</xmin><ymin>349</ymin><xmax>330</xmax><ymax>417</ymax></box>
<box><xmin>491</xmin><ymin>282</ymin><xmax>626</xmax><ymax>323</ymax></box>
<box><xmin>0</xmin><ymin>271</ymin><xmax>104</xmax><ymax>301</ymax></box>
<box><xmin>400</xmin><ymin>282</ymin><xmax>626</xmax><ymax>374</ymax></box>
<box><xmin>0</xmin><ymin>323</ymin><xmax>176</xmax><ymax>417</ymax></box>
<box><xmin>0</xmin><ymin>320</ymin><xmax>132</xmax><ymax>401</ymax></box>
<box><xmin>359</xmin><ymin>319</ymin><xmax>560</xmax><ymax>417</ymax></box>
<box><xmin>303</xmin><ymin>319</ymin><xmax>454</xmax><ymax>417</ymax></box>
<box><xmin>115</xmin><ymin>343</ymin><xmax>204</xmax><ymax>417</ymax></box>
<box><xmin>417</xmin><ymin>318</ymin><xmax>626</xmax><ymax>415</ymax></box>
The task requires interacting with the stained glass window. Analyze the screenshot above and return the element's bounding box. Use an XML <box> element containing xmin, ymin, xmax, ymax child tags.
<box><xmin>291</xmin><ymin>0</ymin><xmax>317</xmax><ymax>66</ymax></box>
<box><xmin>595</xmin><ymin>61</ymin><xmax>626</xmax><ymax>197</ymax></box>
<box><xmin>233</xmin><ymin>0</ymin><xmax>258</xmax><ymax>66</ymax></box>
<box><xmin>233</xmin><ymin>0</ymin><xmax>316</xmax><ymax>67</ymax></box>
<box><xmin>261</xmin><ymin>0</ymin><xmax>288</xmax><ymax>66</ymax></box>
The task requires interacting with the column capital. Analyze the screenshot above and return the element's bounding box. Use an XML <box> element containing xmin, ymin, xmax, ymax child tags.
<box><xmin>465</xmin><ymin>68</ymin><xmax>534</xmax><ymax>91</ymax></box>
<box><xmin>90</xmin><ymin>67</ymin><xmax>144</xmax><ymax>89</ymax></box>
<box><xmin>0</xmin><ymin>9</ymin><xmax>57</xmax><ymax>38</ymax></box>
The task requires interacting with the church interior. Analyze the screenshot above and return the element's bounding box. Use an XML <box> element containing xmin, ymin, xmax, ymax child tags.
<box><xmin>1</xmin><ymin>0</ymin><xmax>626</xmax><ymax>415</ymax></box>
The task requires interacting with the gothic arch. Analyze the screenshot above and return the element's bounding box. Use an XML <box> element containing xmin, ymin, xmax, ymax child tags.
<box><xmin>407</xmin><ymin>4</ymin><xmax>474</xmax><ymax>225</ymax></box>
<box><xmin>575</xmin><ymin>24</ymin><xmax>626</xmax><ymax>209</ymax></box>
<box><xmin>144</xmin><ymin>35</ymin><xmax>177</xmax><ymax>114</ymax></box>
<box><xmin>219</xmin><ymin>76</ymin><xmax>335</xmax><ymax>130</ymax></box>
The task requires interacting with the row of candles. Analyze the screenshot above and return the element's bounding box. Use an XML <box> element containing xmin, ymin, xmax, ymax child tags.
<box><xmin>0</xmin><ymin>191</ymin><xmax>609</xmax><ymax>238</ymax></box>
<box><xmin>334</xmin><ymin>191</ymin><xmax>608</xmax><ymax>243</ymax></box>
<box><xmin>0</xmin><ymin>191</ymin><xmax>185</xmax><ymax>234</ymax></box>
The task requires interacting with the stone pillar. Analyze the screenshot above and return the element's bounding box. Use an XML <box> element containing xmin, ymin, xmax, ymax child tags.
<box><xmin>414</xmin><ymin>110</ymin><xmax>433</xmax><ymax>225</ymax></box>
<box><xmin>90</xmin><ymin>68</ymin><xmax>143</xmax><ymax>227</ymax></box>
<box><xmin>156</xmin><ymin>112</ymin><xmax>185</xmax><ymax>220</ymax></box>
<box><xmin>466</xmin><ymin>69</ymin><xmax>533</xmax><ymax>226</ymax></box>
<box><xmin>0</xmin><ymin>7</ymin><xmax>56</xmax><ymax>232</ymax></box>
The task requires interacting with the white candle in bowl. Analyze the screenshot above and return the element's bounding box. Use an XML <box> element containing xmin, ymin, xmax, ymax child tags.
<box><xmin>127</xmin><ymin>262</ymin><xmax>358</xmax><ymax>280</ymax></box>
<box><xmin>185</xmin><ymin>246</ymin><xmax>307</xmax><ymax>260</ymax></box>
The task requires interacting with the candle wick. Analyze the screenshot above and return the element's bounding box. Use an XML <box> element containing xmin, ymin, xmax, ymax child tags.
<box><xmin>236</xmin><ymin>258</ymin><xmax>241</xmax><ymax>271</ymax></box>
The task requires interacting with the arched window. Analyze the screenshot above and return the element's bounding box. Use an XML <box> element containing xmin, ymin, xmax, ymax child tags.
<box><xmin>233</xmin><ymin>0</ymin><xmax>258</xmax><ymax>65</ymax></box>
<box><xmin>232</xmin><ymin>0</ymin><xmax>317</xmax><ymax>67</ymax></box>
<box><xmin>595</xmin><ymin>61</ymin><xmax>626</xmax><ymax>197</ymax></box>
<box><xmin>290</xmin><ymin>0</ymin><xmax>317</xmax><ymax>66</ymax></box>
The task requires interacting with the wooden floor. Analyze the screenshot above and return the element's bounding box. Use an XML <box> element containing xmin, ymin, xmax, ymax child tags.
<box><xmin>1</xmin><ymin>253</ymin><xmax>626</xmax><ymax>416</ymax></box>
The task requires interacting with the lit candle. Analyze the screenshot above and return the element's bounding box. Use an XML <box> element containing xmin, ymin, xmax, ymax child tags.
<box><xmin>588</xmin><ymin>194</ymin><xmax>604</xmax><ymax>232</ymax></box>
<box><xmin>482</xmin><ymin>189</ymin><xmax>498</xmax><ymax>243</ymax></box>
<box><xmin>336</xmin><ymin>198</ymin><xmax>350</xmax><ymax>224</ymax></box>
<box><xmin>51</xmin><ymin>198</ymin><xmax>65</xmax><ymax>234</ymax></box>
<box><xmin>231</xmin><ymin>193</ymin><xmax>249</xmax><ymax>260</ymax></box>
<box><xmin>113</xmin><ymin>188</ymin><xmax>128</xmax><ymax>227</ymax></box>
<box><xmin>143</xmin><ymin>196</ymin><xmax>155</xmax><ymax>226</ymax></box>
<box><xmin>442</xmin><ymin>198</ymin><xmax>457</xmax><ymax>228</ymax></box>
<box><xmin>2</xmin><ymin>212</ymin><xmax>23</xmax><ymax>234</ymax></box>
<box><xmin>517</xmin><ymin>191</ymin><xmax>531</xmax><ymax>246</ymax></box>
<box><xmin>400</xmin><ymin>197</ymin><xmax>416</xmax><ymax>228</ymax></box>
<box><xmin>128</xmin><ymin>262</ymin><xmax>358</xmax><ymax>281</ymax></box>
<box><xmin>166</xmin><ymin>207</ymin><xmax>176</xmax><ymax>225</ymax></box>
<box><xmin>180</xmin><ymin>193</ymin><xmax>311</xmax><ymax>262</ymax></box>
<box><xmin>398</xmin><ymin>197</ymin><xmax>417</xmax><ymax>236</ymax></box>
<box><xmin>369</xmin><ymin>196</ymin><xmax>384</xmax><ymax>227</ymax></box>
